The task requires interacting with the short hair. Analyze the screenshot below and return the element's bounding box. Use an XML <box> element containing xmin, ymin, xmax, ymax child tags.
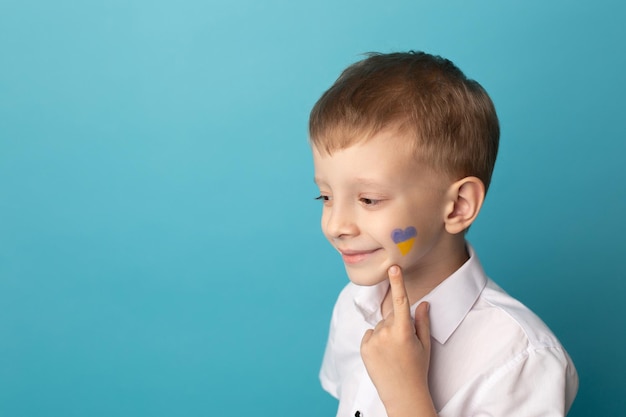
<box><xmin>309</xmin><ymin>51</ymin><xmax>500</xmax><ymax>191</ymax></box>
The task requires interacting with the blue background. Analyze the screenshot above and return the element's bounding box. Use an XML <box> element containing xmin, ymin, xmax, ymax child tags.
<box><xmin>1</xmin><ymin>1</ymin><xmax>624</xmax><ymax>416</ymax></box>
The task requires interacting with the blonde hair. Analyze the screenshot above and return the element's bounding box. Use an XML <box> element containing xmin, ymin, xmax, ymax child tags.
<box><xmin>309</xmin><ymin>51</ymin><xmax>500</xmax><ymax>190</ymax></box>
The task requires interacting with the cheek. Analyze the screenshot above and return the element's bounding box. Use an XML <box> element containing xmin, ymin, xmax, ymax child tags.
<box><xmin>320</xmin><ymin>210</ymin><xmax>333</xmax><ymax>239</ymax></box>
<box><xmin>320</xmin><ymin>214</ymin><xmax>328</xmax><ymax>236</ymax></box>
<box><xmin>390</xmin><ymin>226</ymin><xmax>418</xmax><ymax>256</ymax></box>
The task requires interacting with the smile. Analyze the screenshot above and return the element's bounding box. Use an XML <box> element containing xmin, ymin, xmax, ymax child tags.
<box><xmin>338</xmin><ymin>248</ymin><xmax>382</xmax><ymax>265</ymax></box>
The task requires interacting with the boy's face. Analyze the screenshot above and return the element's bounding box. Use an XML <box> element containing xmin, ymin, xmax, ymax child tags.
<box><xmin>313</xmin><ymin>131</ymin><xmax>453</xmax><ymax>287</ymax></box>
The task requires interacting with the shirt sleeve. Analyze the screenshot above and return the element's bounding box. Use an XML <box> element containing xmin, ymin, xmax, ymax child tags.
<box><xmin>455</xmin><ymin>346</ymin><xmax>579</xmax><ymax>417</ymax></box>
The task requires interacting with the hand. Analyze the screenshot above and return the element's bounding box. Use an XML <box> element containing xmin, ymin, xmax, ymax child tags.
<box><xmin>360</xmin><ymin>265</ymin><xmax>437</xmax><ymax>417</ymax></box>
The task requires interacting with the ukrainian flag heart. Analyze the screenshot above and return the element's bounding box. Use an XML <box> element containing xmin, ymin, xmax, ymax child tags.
<box><xmin>391</xmin><ymin>227</ymin><xmax>417</xmax><ymax>256</ymax></box>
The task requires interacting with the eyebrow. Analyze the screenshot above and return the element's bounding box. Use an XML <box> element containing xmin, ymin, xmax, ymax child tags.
<box><xmin>353</xmin><ymin>177</ymin><xmax>386</xmax><ymax>187</ymax></box>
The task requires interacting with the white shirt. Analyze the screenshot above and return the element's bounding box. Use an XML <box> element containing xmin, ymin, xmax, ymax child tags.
<box><xmin>320</xmin><ymin>246</ymin><xmax>578</xmax><ymax>417</ymax></box>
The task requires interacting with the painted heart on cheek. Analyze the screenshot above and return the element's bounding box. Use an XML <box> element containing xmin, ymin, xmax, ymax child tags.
<box><xmin>391</xmin><ymin>226</ymin><xmax>417</xmax><ymax>256</ymax></box>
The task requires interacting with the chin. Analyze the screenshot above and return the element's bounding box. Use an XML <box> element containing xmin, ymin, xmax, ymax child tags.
<box><xmin>344</xmin><ymin>266</ymin><xmax>388</xmax><ymax>287</ymax></box>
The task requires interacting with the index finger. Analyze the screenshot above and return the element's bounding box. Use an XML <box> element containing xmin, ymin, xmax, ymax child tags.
<box><xmin>388</xmin><ymin>265</ymin><xmax>411</xmax><ymax>324</ymax></box>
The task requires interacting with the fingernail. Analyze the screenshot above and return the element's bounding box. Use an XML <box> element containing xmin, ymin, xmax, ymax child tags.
<box><xmin>389</xmin><ymin>265</ymin><xmax>399</xmax><ymax>275</ymax></box>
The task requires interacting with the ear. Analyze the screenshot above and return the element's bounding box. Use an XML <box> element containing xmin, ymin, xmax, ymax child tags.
<box><xmin>443</xmin><ymin>176</ymin><xmax>485</xmax><ymax>235</ymax></box>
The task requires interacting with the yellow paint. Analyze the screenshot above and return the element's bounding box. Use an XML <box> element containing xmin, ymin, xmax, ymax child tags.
<box><xmin>396</xmin><ymin>238</ymin><xmax>415</xmax><ymax>256</ymax></box>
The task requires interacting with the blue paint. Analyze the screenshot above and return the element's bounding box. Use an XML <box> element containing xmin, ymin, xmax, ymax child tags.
<box><xmin>391</xmin><ymin>226</ymin><xmax>417</xmax><ymax>243</ymax></box>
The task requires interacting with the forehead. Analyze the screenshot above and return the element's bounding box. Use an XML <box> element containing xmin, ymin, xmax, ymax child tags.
<box><xmin>312</xmin><ymin>131</ymin><xmax>426</xmax><ymax>187</ymax></box>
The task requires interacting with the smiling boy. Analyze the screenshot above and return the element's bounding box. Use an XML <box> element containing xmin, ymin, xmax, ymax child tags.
<box><xmin>310</xmin><ymin>52</ymin><xmax>578</xmax><ymax>417</ymax></box>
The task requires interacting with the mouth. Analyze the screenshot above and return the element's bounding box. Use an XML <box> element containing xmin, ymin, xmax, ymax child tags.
<box><xmin>338</xmin><ymin>248</ymin><xmax>382</xmax><ymax>265</ymax></box>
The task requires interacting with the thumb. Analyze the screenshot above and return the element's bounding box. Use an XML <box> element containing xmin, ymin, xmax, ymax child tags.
<box><xmin>414</xmin><ymin>302</ymin><xmax>431</xmax><ymax>350</ymax></box>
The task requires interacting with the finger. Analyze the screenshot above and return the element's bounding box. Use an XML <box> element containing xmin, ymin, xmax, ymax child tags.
<box><xmin>361</xmin><ymin>328</ymin><xmax>374</xmax><ymax>346</ymax></box>
<box><xmin>388</xmin><ymin>265</ymin><xmax>411</xmax><ymax>325</ymax></box>
<box><xmin>374</xmin><ymin>317</ymin><xmax>386</xmax><ymax>332</ymax></box>
<box><xmin>414</xmin><ymin>302</ymin><xmax>431</xmax><ymax>351</ymax></box>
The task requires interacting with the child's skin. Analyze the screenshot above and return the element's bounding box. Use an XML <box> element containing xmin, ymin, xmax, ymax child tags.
<box><xmin>313</xmin><ymin>128</ymin><xmax>485</xmax><ymax>416</ymax></box>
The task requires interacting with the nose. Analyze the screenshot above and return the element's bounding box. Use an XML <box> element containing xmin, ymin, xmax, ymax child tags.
<box><xmin>323</xmin><ymin>201</ymin><xmax>359</xmax><ymax>240</ymax></box>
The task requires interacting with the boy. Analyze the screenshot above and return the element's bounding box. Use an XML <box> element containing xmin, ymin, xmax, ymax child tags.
<box><xmin>310</xmin><ymin>52</ymin><xmax>578</xmax><ymax>417</ymax></box>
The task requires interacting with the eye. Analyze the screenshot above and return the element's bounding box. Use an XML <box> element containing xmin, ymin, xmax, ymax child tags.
<box><xmin>360</xmin><ymin>197</ymin><xmax>381</xmax><ymax>206</ymax></box>
<box><xmin>315</xmin><ymin>195</ymin><xmax>331</xmax><ymax>204</ymax></box>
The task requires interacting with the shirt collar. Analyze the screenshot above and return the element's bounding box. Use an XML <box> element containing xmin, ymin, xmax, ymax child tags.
<box><xmin>352</xmin><ymin>244</ymin><xmax>488</xmax><ymax>345</ymax></box>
